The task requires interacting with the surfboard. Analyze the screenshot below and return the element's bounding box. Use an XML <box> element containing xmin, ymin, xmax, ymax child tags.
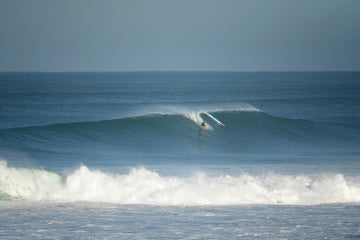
<box><xmin>204</xmin><ymin>112</ymin><xmax>225</xmax><ymax>127</ymax></box>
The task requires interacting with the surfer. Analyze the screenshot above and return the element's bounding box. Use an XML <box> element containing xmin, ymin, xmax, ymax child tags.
<box><xmin>201</xmin><ymin>121</ymin><xmax>207</xmax><ymax>129</ymax></box>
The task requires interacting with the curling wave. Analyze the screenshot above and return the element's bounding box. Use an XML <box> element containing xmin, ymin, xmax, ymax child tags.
<box><xmin>0</xmin><ymin>109</ymin><xmax>357</xmax><ymax>154</ymax></box>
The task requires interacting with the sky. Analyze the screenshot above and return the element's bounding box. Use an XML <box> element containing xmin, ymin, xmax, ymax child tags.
<box><xmin>0</xmin><ymin>0</ymin><xmax>359</xmax><ymax>72</ymax></box>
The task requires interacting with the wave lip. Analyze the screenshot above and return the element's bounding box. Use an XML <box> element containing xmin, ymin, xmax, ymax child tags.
<box><xmin>1</xmin><ymin>162</ymin><xmax>360</xmax><ymax>205</ymax></box>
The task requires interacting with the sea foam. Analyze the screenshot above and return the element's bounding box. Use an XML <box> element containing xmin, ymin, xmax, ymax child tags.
<box><xmin>1</xmin><ymin>161</ymin><xmax>360</xmax><ymax>205</ymax></box>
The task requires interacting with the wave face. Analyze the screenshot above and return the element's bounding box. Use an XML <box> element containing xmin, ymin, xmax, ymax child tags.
<box><xmin>1</xmin><ymin>109</ymin><xmax>358</xmax><ymax>156</ymax></box>
<box><xmin>1</xmin><ymin>161</ymin><xmax>359</xmax><ymax>205</ymax></box>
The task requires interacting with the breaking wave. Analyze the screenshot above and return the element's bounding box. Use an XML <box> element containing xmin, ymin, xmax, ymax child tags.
<box><xmin>1</xmin><ymin>161</ymin><xmax>360</xmax><ymax>205</ymax></box>
<box><xmin>1</xmin><ymin>108</ymin><xmax>357</xmax><ymax>154</ymax></box>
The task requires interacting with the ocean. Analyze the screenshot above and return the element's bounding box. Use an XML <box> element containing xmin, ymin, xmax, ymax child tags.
<box><xmin>0</xmin><ymin>72</ymin><xmax>359</xmax><ymax>239</ymax></box>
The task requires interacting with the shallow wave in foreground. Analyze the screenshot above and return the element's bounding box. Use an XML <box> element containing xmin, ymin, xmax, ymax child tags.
<box><xmin>1</xmin><ymin>161</ymin><xmax>359</xmax><ymax>205</ymax></box>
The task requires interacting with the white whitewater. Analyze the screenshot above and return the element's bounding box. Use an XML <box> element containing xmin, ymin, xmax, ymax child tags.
<box><xmin>1</xmin><ymin>161</ymin><xmax>360</xmax><ymax>205</ymax></box>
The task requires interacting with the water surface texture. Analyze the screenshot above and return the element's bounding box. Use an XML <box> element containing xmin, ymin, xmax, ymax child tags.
<box><xmin>0</xmin><ymin>72</ymin><xmax>359</xmax><ymax>239</ymax></box>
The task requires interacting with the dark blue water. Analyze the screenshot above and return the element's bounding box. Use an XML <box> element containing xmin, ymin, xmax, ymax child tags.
<box><xmin>0</xmin><ymin>72</ymin><xmax>359</xmax><ymax>239</ymax></box>
<box><xmin>1</xmin><ymin>72</ymin><xmax>359</xmax><ymax>167</ymax></box>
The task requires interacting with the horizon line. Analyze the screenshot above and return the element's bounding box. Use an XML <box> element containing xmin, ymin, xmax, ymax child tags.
<box><xmin>1</xmin><ymin>70</ymin><xmax>360</xmax><ymax>73</ymax></box>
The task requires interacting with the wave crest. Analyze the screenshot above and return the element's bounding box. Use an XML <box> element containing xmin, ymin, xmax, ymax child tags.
<box><xmin>2</xmin><ymin>108</ymin><xmax>355</xmax><ymax>155</ymax></box>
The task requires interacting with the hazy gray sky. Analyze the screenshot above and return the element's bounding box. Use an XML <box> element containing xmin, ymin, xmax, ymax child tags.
<box><xmin>0</xmin><ymin>0</ymin><xmax>359</xmax><ymax>71</ymax></box>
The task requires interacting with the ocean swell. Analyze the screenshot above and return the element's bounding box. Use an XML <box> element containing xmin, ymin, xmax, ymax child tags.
<box><xmin>1</xmin><ymin>109</ymin><xmax>356</xmax><ymax>154</ymax></box>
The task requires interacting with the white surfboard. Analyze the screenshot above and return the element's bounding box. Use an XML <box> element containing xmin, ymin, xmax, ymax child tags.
<box><xmin>204</xmin><ymin>112</ymin><xmax>225</xmax><ymax>127</ymax></box>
